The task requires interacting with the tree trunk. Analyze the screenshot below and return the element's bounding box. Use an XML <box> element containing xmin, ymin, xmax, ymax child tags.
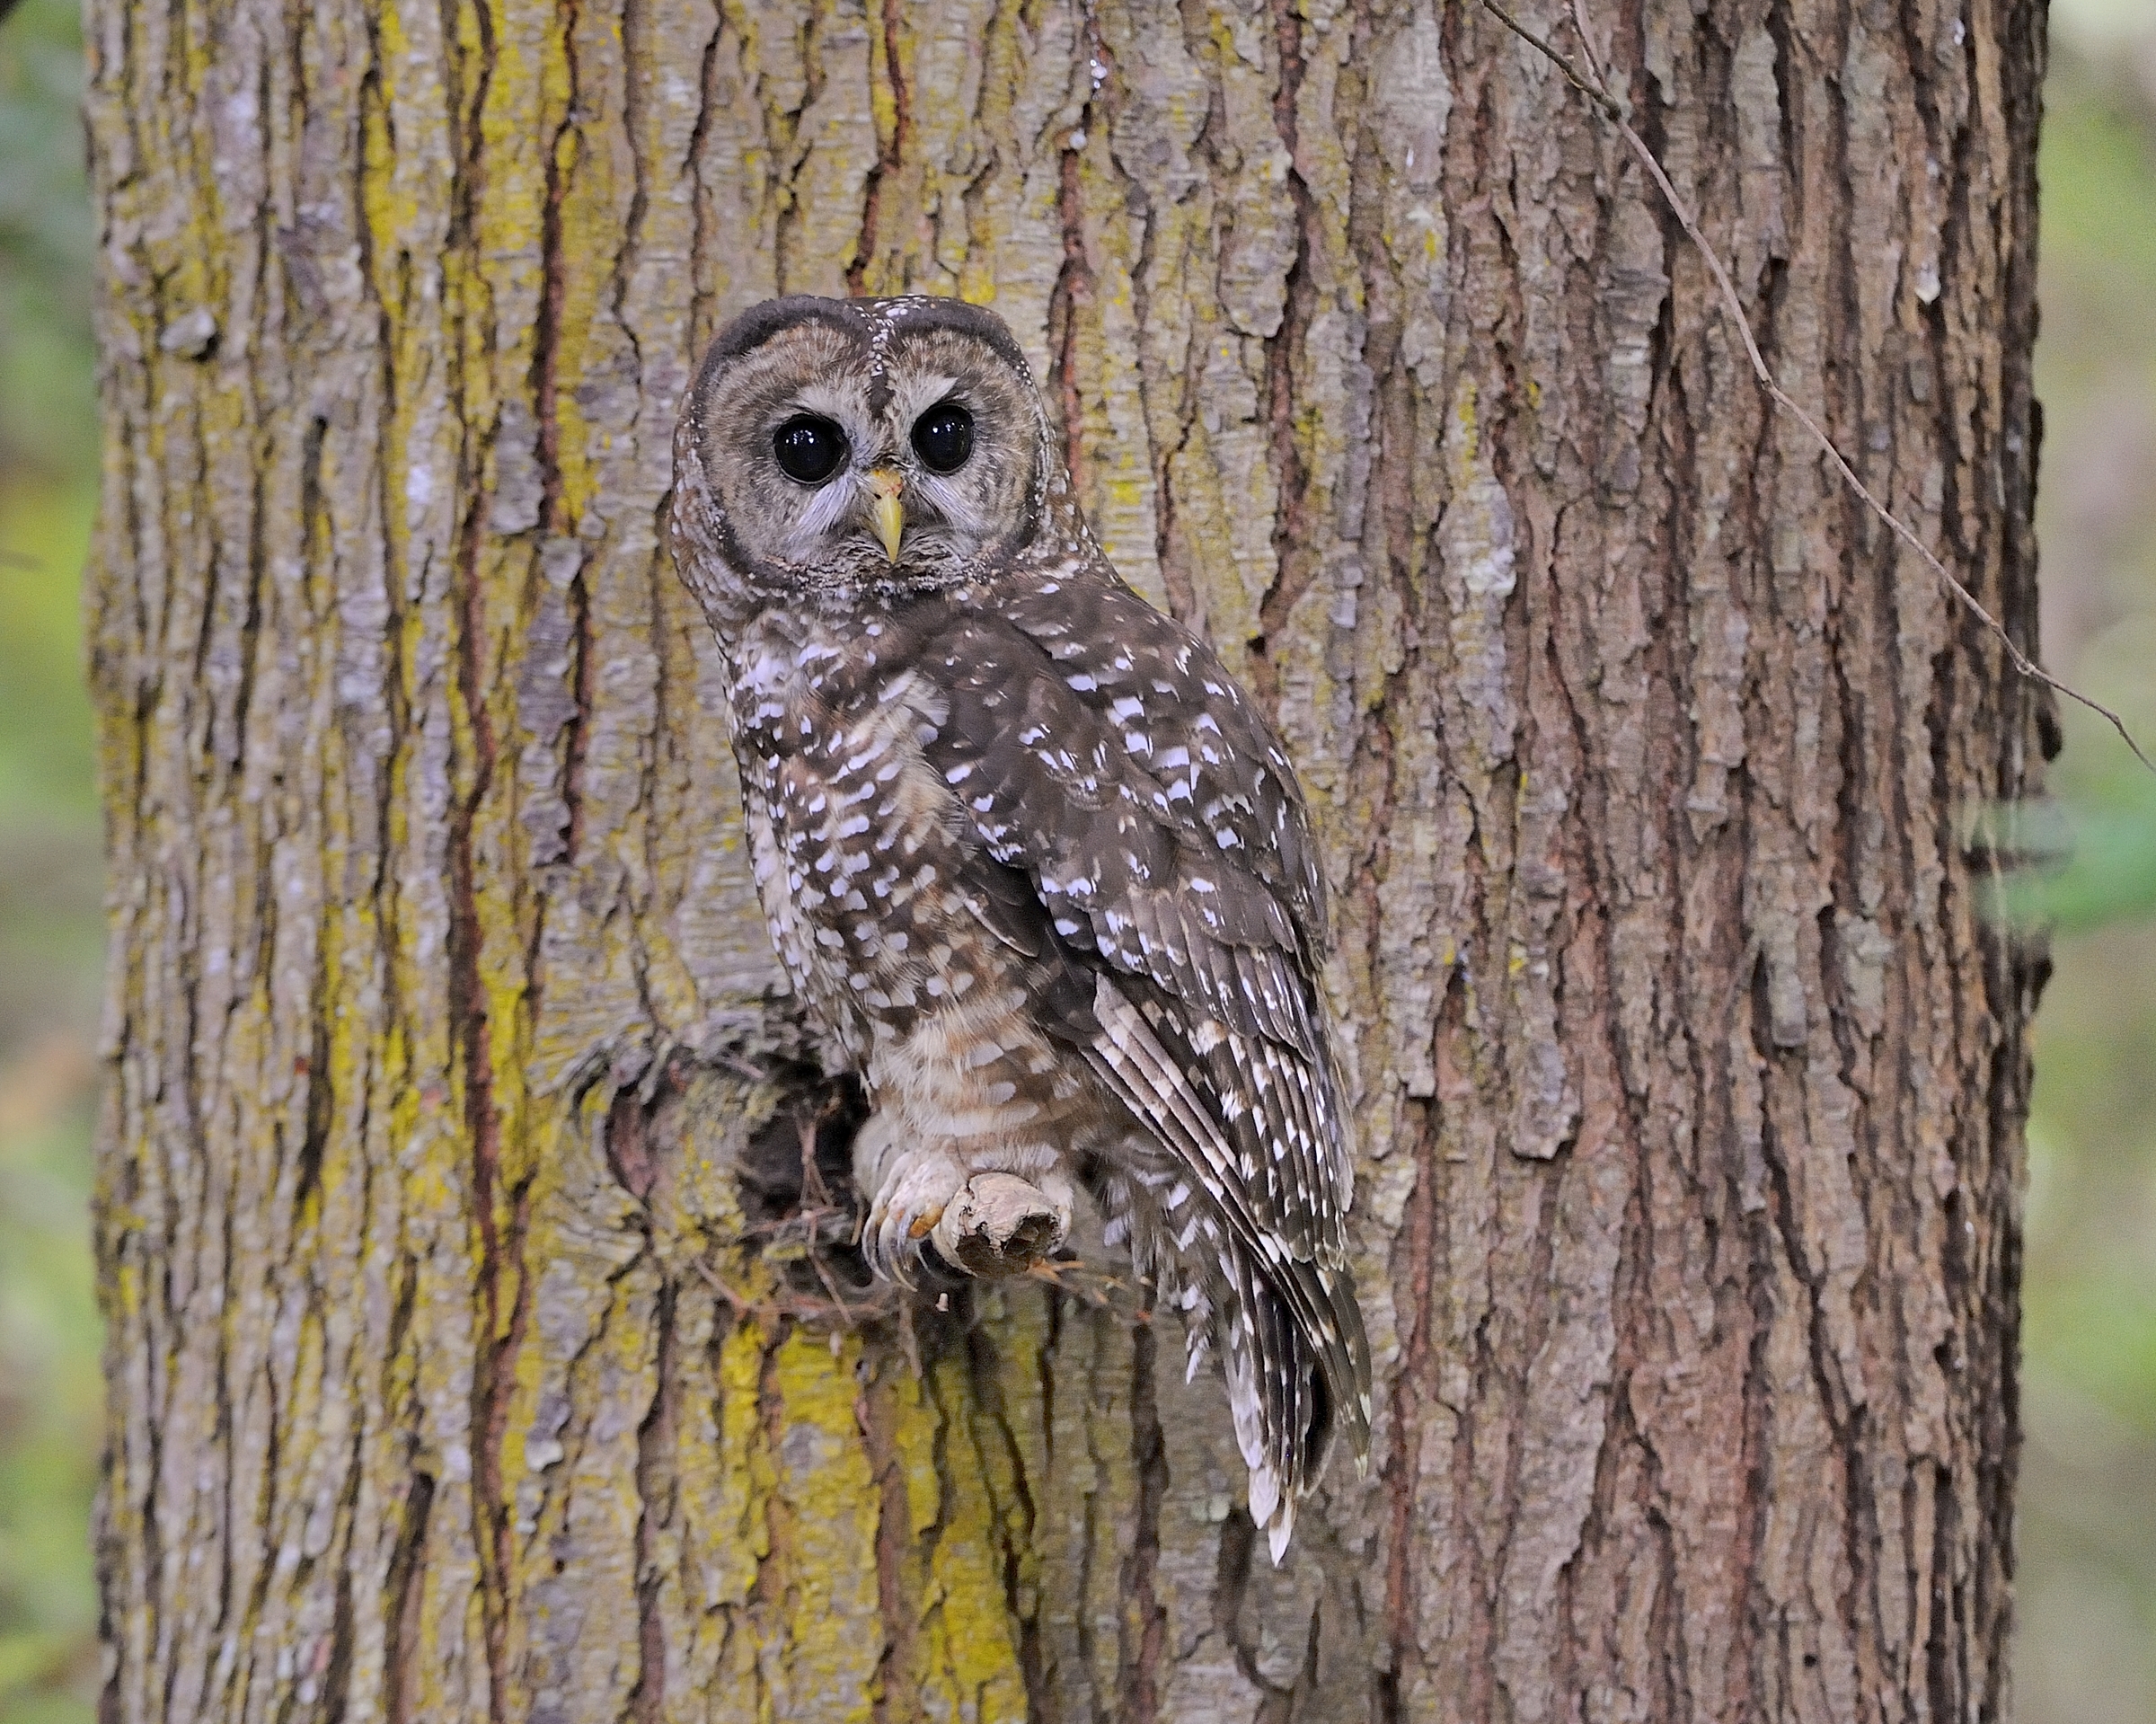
<box><xmin>82</xmin><ymin>0</ymin><xmax>2047</xmax><ymax>1716</ymax></box>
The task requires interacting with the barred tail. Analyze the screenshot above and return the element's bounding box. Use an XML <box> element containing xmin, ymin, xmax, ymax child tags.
<box><xmin>1206</xmin><ymin>1234</ymin><xmax>1370</xmax><ymax>1561</ymax></box>
<box><xmin>1082</xmin><ymin>978</ymin><xmax>1373</xmax><ymax>1560</ymax></box>
<box><xmin>1127</xmin><ymin>1190</ymin><xmax>1368</xmax><ymax>1563</ymax></box>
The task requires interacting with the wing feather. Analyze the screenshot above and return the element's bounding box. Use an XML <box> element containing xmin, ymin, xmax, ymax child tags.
<box><xmin>913</xmin><ymin>567</ymin><xmax>1372</xmax><ymax>1525</ymax></box>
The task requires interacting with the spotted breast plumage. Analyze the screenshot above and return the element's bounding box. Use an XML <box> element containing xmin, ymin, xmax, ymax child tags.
<box><xmin>667</xmin><ymin>293</ymin><xmax>1372</xmax><ymax>1560</ymax></box>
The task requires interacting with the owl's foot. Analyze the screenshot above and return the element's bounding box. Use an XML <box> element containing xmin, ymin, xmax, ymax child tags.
<box><xmin>931</xmin><ymin>1172</ymin><xmax>1070</xmax><ymax>1278</ymax></box>
<box><xmin>863</xmin><ymin>1159</ymin><xmax>1070</xmax><ymax>1286</ymax></box>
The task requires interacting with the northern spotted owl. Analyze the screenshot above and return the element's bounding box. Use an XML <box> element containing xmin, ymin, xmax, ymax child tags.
<box><xmin>667</xmin><ymin>294</ymin><xmax>1371</xmax><ymax>1560</ymax></box>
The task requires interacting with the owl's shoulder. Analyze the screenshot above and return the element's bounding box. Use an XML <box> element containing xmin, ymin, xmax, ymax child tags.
<box><xmin>983</xmin><ymin>561</ymin><xmax>1327</xmax><ymax>942</ymax></box>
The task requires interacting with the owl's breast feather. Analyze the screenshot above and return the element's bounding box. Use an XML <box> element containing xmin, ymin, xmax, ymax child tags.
<box><xmin>726</xmin><ymin>607</ymin><xmax>1032</xmax><ymax>1065</ymax></box>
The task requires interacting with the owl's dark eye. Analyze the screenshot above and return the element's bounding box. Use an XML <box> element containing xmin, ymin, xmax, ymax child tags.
<box><xmin>773</xmin><ymin>416</ymin><xmax>848</xmax><ymax>484</ymax></box>
<box><xmin>911</xmin><ymin>402</ymin><xmax>974</xmax><ymax>474</ymax></box>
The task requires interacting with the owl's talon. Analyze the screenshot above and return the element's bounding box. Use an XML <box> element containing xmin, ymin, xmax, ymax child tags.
<box><xmin>865</xmin><ymin>1201</ymin><xmax>923</xmax><ymax>1290</ymax></box>
<box><xmin>861</xmin><ymin>1149</ymin><xmax>966</xmax><ymax>1291</ymax></box>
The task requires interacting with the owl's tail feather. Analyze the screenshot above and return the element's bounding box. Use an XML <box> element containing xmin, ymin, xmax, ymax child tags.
<box><xmin>1173</xmin><ymin>1225</ymin><xmax>1370</xmax><ymax>1565</ymax></box>
<box><xmin>1079</xmin><ymin>985</ymin><xmax>1371</xmax><ymax>1560</ymax></box>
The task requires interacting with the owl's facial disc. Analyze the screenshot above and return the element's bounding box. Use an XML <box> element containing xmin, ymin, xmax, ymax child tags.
<box><xmin>687</xmin><ymin>296</ymin><xmax>1053</xmax><ymax>598</ymax></box>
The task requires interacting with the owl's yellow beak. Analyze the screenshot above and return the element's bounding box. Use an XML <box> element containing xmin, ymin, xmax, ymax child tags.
<box><xmin>867</xmin><ymin>467</ymin><xmax>906</xmax><ymax>561</ymax></box>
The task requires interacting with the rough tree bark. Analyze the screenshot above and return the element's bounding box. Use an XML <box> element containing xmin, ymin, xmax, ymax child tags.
<box><xmin>82</xmin><ymin>0</ymin><xmax>2048</xmax><ymax>1717</ymax></box>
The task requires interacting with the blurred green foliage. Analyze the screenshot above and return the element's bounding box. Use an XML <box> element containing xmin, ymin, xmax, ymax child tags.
<box><xmin>2014</xmin><ymin>18</ymin><xmax>2156</xmax><ymax>1721</ymax></box>
<box><xmin>0</xmin><ymin>0</ymin><xmax>94</xmax><ymax>482</ymax></box>
<box><xmin>0</xmin><ymin>473</ymin><xmax>102</xmax><ymax>1715</ymax></box>
<box><xmin>1</xmin><ymin>0</ymin><xmax>103</xmax><ymax>1716</ymax></box>
<box><xmin>2015</xmin><ymin>38</ymin><xmax>2156</xmax><ymax>935</ymax></box>
<box><xmin>0</xmin><ymin>0</ymin><xmax>2151</xmax><ymax>1720</ymax></box>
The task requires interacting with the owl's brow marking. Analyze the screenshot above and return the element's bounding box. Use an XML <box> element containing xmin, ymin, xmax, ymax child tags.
<box><xmin>862</xmin><ymin>299</ymin><xmax>915</xmax><ymax>417</ymax></box>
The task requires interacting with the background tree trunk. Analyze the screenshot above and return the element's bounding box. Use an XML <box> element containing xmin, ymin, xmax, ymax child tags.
<box><xmin>82</xmin><ymin>0</ymin><xmax>2048</xmax><ymax>1716</ymax></box>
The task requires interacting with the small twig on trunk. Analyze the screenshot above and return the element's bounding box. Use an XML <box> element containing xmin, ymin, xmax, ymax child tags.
<box><xmin>1478</xmin><ymin>0</ymin><xmax>2156</xmax><ymax>776</ymax></box>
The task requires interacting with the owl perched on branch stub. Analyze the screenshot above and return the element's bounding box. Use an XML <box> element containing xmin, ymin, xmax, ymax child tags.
<box><xmin>667</xmin><ymin>294</ymin><xmax>1371</xmax><ymax>1560</ymax></box>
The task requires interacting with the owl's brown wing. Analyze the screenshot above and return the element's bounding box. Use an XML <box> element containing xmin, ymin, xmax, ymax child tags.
<box><xmin>922</xmin><ymin>568</ymin><xmax>1354</xmax><ymax>1224</ymax></box>
<box><xmin>906</xmin><ymin>567</ymin><xmax>1371</xmax><ymax>1501</ymax></box>
<box><xmin>992</xmin><ymin>567</ymin><xmax>1331</xmax><ymax>995</ymax></box>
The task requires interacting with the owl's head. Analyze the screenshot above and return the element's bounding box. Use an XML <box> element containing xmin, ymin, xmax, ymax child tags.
<box><xmin>671</xmin><ymin>296</ymin><xmax>1064</xmax><ymax>624</ymax></box>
